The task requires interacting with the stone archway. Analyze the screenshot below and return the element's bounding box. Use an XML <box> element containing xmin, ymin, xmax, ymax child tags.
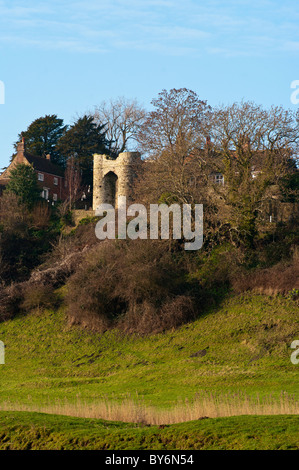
<box><xmin>93</xmin><ymin>152</ymin><xmax>142</xmax><ymax>211</ymax></box>
<box><xmin>103</xmin><ymin>171</ymin><xmax>118</xmax><ymax>207</ymax></box>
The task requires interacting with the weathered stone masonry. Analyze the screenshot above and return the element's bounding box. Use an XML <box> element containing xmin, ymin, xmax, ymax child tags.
<box><xmin>93</xmin><ymin>152</ymin><xmax>141</xmax><ymax>210</ymax></box>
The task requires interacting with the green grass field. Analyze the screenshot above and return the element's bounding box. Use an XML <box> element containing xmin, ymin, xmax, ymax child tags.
<box><xmin>0</xmin><ymin>412</ymin><xmax>298</xmax><ymax>450</ymax></box>
<box><xmin>0</xmin><ymin>292</ymin><xmax>298</xmax><ymax>448</ymax></box>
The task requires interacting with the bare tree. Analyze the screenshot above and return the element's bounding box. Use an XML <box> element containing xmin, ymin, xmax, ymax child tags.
<box><xmin>94</xmin><ymin>97</ymin><xmax>146</xmax><ymax>157</ymax></box>
<box><xmin>135</xmin><ymin>88</ymin><xmax>210</xmax><ymax>205</ymax></box>
<box><xmin>138</xmin><ymin>88</ymin><xmax>209</xmax><ymax>159</ymax></box>
<box><xmin>64</xmin><ymin>155</ymin><xmax>83</xmax><ymax>210</ymax></box>
<box><xmin>205</xmin><ymin>101</ymin><xmax>299</xmax><ymax>246</ymax></box>
<box><xmin>134</xmin><ymin>94</ymin><xmax>299</xmax><ymax>248</ymax></box>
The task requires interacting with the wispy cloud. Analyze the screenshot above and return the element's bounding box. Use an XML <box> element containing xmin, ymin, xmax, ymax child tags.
<box><xmin>0</xmin><ymin>0</ymin><xmax>298</xmax><ymax>57</ymax></box>
<box><xmin>0</xmin><ymin>34</ymin><xmax>108</xmax><ymax>53</ymax></box>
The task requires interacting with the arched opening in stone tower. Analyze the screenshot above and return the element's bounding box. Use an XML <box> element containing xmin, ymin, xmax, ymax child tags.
<box><xmin>103</xmin><ymin>171</ymin><xmax>118</xmax><ymax>207</ymax></box>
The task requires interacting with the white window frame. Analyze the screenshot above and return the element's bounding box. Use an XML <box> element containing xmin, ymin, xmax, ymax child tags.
<box><xmin>41</xmin><ymin>188</ymin><xmax>49</xmax><ymax>200</ymax></box>
<box><xmin>38</xmin><ymin>172</ymin><xmax>44</xmax><ymax>182</ymax></box>
<box><xmin>54</xmin><ymin>177</ymin><xmax>58</xmax><ymax>186</ymax></box>
<box><xmin>214</xmin><ymin>173</ymin><xmax>224</xmax><ymax>185</ymax></box>
<box><xmin>53</xmin><ymin>193</ymin><xmax>58</xmax><ymax>201</ymax></box>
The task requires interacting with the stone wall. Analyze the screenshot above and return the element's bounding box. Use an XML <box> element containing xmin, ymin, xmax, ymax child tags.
<box><xmin>93</xmin><ymin>151</ymin><xmax>141</xmax><ymax>210</ymax></box>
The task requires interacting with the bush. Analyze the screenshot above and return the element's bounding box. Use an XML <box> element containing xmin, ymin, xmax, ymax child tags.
<box><xmin>0</xmin><ymin>193</ymin><xmax>60</xmax><ymax>285</ymax></box>
<box><xmin>66</xmin><ymin>239</ymin><xmax>196</xmax><ymax>334</ymax></box>
<box><xmin>78</xmin><ymin>216</ymin><xmax>101</xmax><ymax>226</ymax></box>
<box><xmin>0</xmin><ymin>284</ymin><xmax>23</xmax><ymax>322</ymax></box>
<box><xmin>231</xmin><ymin>258</ymin><xmax>299</xmax><ymax>296</ymax></box>
<box><xmin>20</xmin><ymin>283</ymin><xmax>58</xmax><ymax>312</ymax></box>
<box><xmin>192</xmin><ymin>244</ymin><xmax>240</xmax><ymax>289</ymax></box>
<box><xmin>5</xmin><ymin>163</ymin><xmax>41</xmax><ymax>208</ymax></box>
<box><xmin>119</xmin><ymin>295</ymin><xmax>195</xmax><ymax>335</ymax></box>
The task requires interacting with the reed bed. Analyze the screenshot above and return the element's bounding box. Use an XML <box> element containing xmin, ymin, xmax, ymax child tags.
<box><xmin>0</xmin><ymin>391</ymin><xmax>298</xmax><ymax>425</ymax></box>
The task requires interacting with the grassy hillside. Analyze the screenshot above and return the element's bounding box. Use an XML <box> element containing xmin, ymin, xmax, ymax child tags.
<box><xmin>0</xmin><ymin>292</ymin><xmax>298</xmax><ymax>416</ymax></box>
<box><xmin>0</xmin><ymin>412</ymin><xmax>298</xmax><ymax>450</ymax></box>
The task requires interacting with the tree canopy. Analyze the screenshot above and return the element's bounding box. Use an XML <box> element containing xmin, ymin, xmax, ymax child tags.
<box><xmin>138</xmin><ymin>87</ymin><xmax>210</xmax><ymax>159</ymax></box>
<box><xmin>95</xmin><ymin>97</ymin><xmax>146</xmax><ymax>157</ymax></box>
<box><xmin>57</xmin><ymin>115</ymin><xmax>109</xmax><ymax>187</ymax></box>
<box><xmin>134</xmin><ymin>92</ymin><xmax>299</xmax><ymax>250</ymax></box>
<box><xmin>14</xmin><ymin>115</ymin><xmax>67</xmax><ymax>166</ymax></box>
<box><xmin>134</xmin><ymin>88</ymin><xmax>211</xmax><ymax>205</ymax></box>
<box><xmin>5</xmin><ymin>163</ymin><xmax>41</xmax><ymax>208</ymax></box>
<box><xmin>205</xmin><ymin>101</ymin><xmax>299</xmax><ymax>247</ymax></box>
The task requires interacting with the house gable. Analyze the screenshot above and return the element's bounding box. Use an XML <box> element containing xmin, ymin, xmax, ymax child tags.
<box><xmin>0</xmin><ymin>138</ymin><xmax>66</xmax><ymax>201</ymax></box>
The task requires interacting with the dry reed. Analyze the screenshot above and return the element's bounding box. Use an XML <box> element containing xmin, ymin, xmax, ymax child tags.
<box><xmin>0</xmin><ymin>391</ymin><xmax>298</xmax><ymax>425</ymax></box>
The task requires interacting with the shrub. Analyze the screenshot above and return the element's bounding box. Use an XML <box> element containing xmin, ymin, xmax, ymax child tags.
<box><xmin>78</xmin><ymin>216</ymin><xmax>101</xmax><ymax>226</ymax></box>
<box><xmin>29</xmin><ymin>202</ymin><xmax>51</xmax><ymax>230</ymax></box>
<box><xmin>0</xmin><ymin>284</ymin><xmax>23</xmax><ymax>322</ymax></box>
<box><xmin>0</xmin><ymin>193</ymin><xmax>60</xmax><ymax>285</ymax></box>
<box><xmin>119</xmin><ymin>295</ymin><xmax>195</xmax><ymax>335</ymax></box>
<box><xmin>20</xmin><ymin>283</ymin><xmax>58</xmax><ymax>312</ymax></box>
<box><xmin>66</xmin><ymin>239</ymin><xmax>196</xmax><ymax>334</ymax></box>
<box><xmin>5</xmin><ymin>163</ymin><xmax>41</xmax><ymax>208</ymax></box>
<box><xmin>231</xmin><ymin>258</ymin><xmax>299</xmax><ymax>296</ymax></box>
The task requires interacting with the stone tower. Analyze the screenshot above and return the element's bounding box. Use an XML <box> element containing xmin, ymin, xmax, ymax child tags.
<box><xmin>93</xmin><ymin>151</ymin><xmax>141</xmax><ymax>210</ymax></box>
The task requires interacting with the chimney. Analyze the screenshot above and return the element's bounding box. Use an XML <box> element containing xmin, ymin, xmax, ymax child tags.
<box><xmin>16</xmin><ymin>137</ymin><xmax>26</xmax><ymax>162</ymax></box>
<box><xmin>46</xmin><ymin>154</ymin><xmax>51</xmax><ymax>161</ymax></box>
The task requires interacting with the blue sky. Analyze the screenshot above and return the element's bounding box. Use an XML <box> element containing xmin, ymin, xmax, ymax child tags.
<box><xmin>0</xmin><ymin>0</ymin><xmax>299</xmax><ymax>168</ymax></box>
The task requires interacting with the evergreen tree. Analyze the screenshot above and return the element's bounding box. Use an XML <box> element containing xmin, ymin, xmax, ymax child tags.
<box><xmin>6</xmin><ymin>164</ymin><xmax>41</xmax><ymax>208</ymax></box>
<box><xmin>57</xmin><ymin>115</ymin><xmax>110</xmax><ymax>187</ymax></box>
<box><xmin>14</xmin><ymin>115</ymin><xmax>67</xmax><ymax>166</ymax></box>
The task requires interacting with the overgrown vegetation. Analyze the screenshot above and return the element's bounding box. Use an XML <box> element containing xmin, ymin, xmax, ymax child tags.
<box><xmin>0</xmin><ymin>412</ymin><xmax>298</xmax><ymax>450</ymax></box>
<box><xmin>0</xmin><ymin>89</ymin><xmax>298</xmax><ymax>334</ymax></box>
<box><xmin>63</xmin><ymin>218</ymin><xmax>299</xmax><ymax>334</ymax></box>
<box><xmin>66</xmin><ymin>239</ymin><xmax>197</xmax><ymax>333</ymax></box>
<box><xmin>0</xmin><ymin>192</ymin><xmax>61</xmax><ymax>285</ymax></box>
<box><xmin>1</xmin><ymin>212</ymin><xmax>298</xmax><ymax>332</ymax></box>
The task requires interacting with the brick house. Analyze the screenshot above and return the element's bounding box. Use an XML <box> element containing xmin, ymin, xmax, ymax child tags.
<box><xmin>0</xmin><ymin>138</ymin><xmax>66</xmax><ymax>202</ymax></box>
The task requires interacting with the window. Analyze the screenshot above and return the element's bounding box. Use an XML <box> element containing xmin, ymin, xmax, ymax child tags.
<box><xmin>41</xmin><ymin>188</ymin><xmax>49</xmax><ymax>199</ymax></box>
<box><xmin>53</xmin><ymin>193</ymin><xmax>58</xmax><ymax>201</ymax></box>
<box><xmin>54</xmin><ymin>177</ymin><xmax>58</xmax><ymax>185</ymax></box>
<box><xmin>214</xmin><ymin>173</ymin><xmax>224</xmax><ymax>185</ymax></box>
<box><xmin>38</xmin><ymin>173</ymin><xmax>44</xmax><ymax>181</ymax></box>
